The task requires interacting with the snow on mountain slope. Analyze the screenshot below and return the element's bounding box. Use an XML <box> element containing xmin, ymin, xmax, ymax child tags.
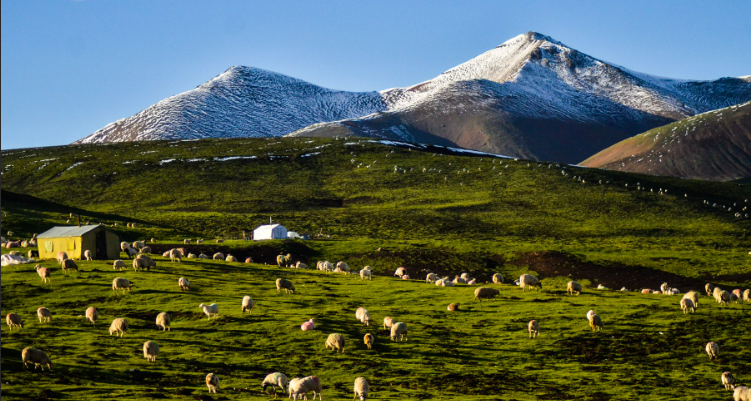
<box><xmin>76</xmin><ymin>67</ymin><xmax>387</xmax><ymax>144</ymax></box>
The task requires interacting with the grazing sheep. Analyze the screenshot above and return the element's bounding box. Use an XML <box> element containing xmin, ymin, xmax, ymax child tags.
<box><xmin>519</xmin><ymin>274</ymin><xmax>542</xmax><ymax>291</ymax></box>
<box><xmin>325</xmin><ymin>333</ymin><xmax>345</xmax><ymax>352</ymax></box>
<box><xmin>225</xmin><ymin>254</ymin><xmax>238</xmax><ymax>263</ymax></box>
<box><xmin>567</xmin><ymin>281</ymin><xmax>582</xmax><ymax>295</ymax></box>
<box><xmin>435</xmin><ymin>278</ymin><xmax>445</xmax><ymax>286</ymax></box>
<box><xmin>474</xmin><ymin>287</ymin><xmax>500</xmax><ymax>301</ymax></box>
<box><xmin>364</xmin><ymin>333</ymin><xmax>374</xmax><ymax>350</ymax></box>
<box><xmin>290</xmin><ymin>376</ymin><xmax>322</xmax><ymax>401</ymax></box>
<box><xmin>140</xmin><ymin>246</ymin><xmax>151</xmax><ymax>254</ymax></box>
<box><xmin>354</xmin><ymin>377</ymin><xmax>369</xmax><ymax>401</ymax></box>
<box><xmin>356</xmin><ymin>307</ymin><xmax>371</xmax><ymax>326</ymax></box>
<box><xmin>492</xmin><ymin>273</ymin><xmax>503</xmax><ymax>284</ymax></box>
<box><xmin>133</xmin><ymin>257</ymin><xmax>150</xmax><ymax>271</ymax></box>
<box><xmin>391</xmin><ymin>322</ymin><xmax>407</xmax><ymax>341</ymax></box>
<box><xmin>680</xmin><ymin>298</ymin><xmax>696</xmax><ymax>314</ymax></box>
<box><xmin>276</xmin><ymin>253</ymin><xmax>292</xmax><ymax>267</ymax></box>
<box><xmin>453</xmin><ymin>276</ymin><xmax>467</xmax><ymax>285</ymax></box>
<box><xmin>426</xmin><ymin>273</ymin><xmax>437</xmax><ymax>283</ymax></box>
<box><xmin>528</xmin><ymin>320</ymin><xmax>540</xmax><ymax>338</ymax></box>
<box><xmin>448</xmin><ymin>303</ymin><xmax>460</xmax><ymax>311</ymax></box>
<box><xmin>22</xmin><ymin>347</ymin><xmax>51</xmax><ymax>371</ymax></box>
<box><xmin>394</xmin><ymin>267</ymin><xmax>407</xmax><ymax>277</ymax></box>
<box><xmin>7</xmin><ymin>313</ymin><xmax>23</xmax><ymax>331</ymax></box>
<box><xmin>276</xmin><ymin>278</ymin><xmax>295</xmax><ymax>294</ymax></box>
<box><xmin>125</xmin><ymin>246</ymin><xmax>138</xmax><ymax>259</ymax></box>
<box><xmin>112</xmin><ymin>277</ymin><xmax>133</xmax><ymax>293</ymax></box>
<box><xmin>36</xmin><ymin>265</ymin><xmax>51</xmax><ymax>283</ymax></box>
<box><xmin>641</xmin><ymin>288</ymin><xmax>652</xmax><ymax>294</ymax></box>
<box><xmin>109</xmin><ymin>318</ymin><xmax>129</xmax><ymax>337</ymax></box>
<box><xmin>683</xmin><ymin>290</ymin><xmax>699</xmax><ymax>307</ymax></box>
<box><xmin>734</xmin><ymin>386</ymin><xmax>750</xmax><ymax>401</ymax></box>
<box><xmin>120</xmin><ymin>241</ymin><xmax>130</xmax><ymax>252</ymax></box>
<box><xmin>136</xmin><ymin>253</ymin><xmax>156</xmax><ymax>270</ymax></box>
<box><xmin>262</xmin><ymin>372</ymin><xmax>289</xmax><ymax>398</ymax></box>
<box><xmin>213</xmin><ymin>252</ymin><xmax>225</xmax><ymax>260</ymax></box>
<box><xmin>733</xmin><ymin>289</ymin><xmax>742</xmax><ymax>301</ymax></box>
<box><xmin>199</xmin><ymin>253</ymin><xmax>209</xmax><ymax>259</ymax></box>
<box><xmin>589</xmin><ymin>314</ymin><xmax>603</xmax><ymax>331</ymax></box>
<box><xmin>706</xmin><ymin>341</ymin><xmax>719</xmax><ymax>360</ymax></box>
<box><xmin>132</xmin><ymin>241</ymin><xmax>145</xmax><ymax>250</ymax></box>
<box><xmin>586</xmin><ymin>310</ymin><xmax>595</xmax><ymax>320</ymax></box>
<box><xmin>83</xmin><ymin>250</ymin><xmax>92</xmax><ymax>260</ymax></box>
<box><xmin>199</xmin><ymin>303</ymin><xmax>219</xmax><ymax>320</ymax></box>
<box><xmin>301</xmin><ymin>319</ymin><xmax>315</xmax><ymax>331</ymax></box>
<box><xmin>178</xmin><ymin>277</ymin><xmax>191</xmax><ymax>291</ymax></box>
<box><xmin>722</xmin><ymin>371</ymin><xmax>735</xmax><ymax>390</ymax></box>
<box><xmin>113</xmin><ymin>259</ymin><xmax>126</xmax><ymax>270</ymax></box>
<box><xmin>245</xmin><ymin>257</ymin><xmax>254</xmax><ymax>263</ymax></box>
<box><xmin>744</xmin><ymin>289</ymin><xmax>750</xmax><ymax>302</ymax></box>
<box><xmin>62</xmin><ymin>258</ymin><xmax>78</xmax><ymax>273</ymax></box>
<box><xmin>206</xmin><ymin>373</ymin><xmax>220</xmax><ymax>393</ymax></box>
<box><xmin>336</xmin><ymin>261</ymin><xmax>350</xmax><ymax>273</ymax></box>
<box><xmin>186</xmin><ymin>253</ymin><xmax>196</xmax><ymax>258</ymax></box>
<box><xmin>716</xmin><ymin>290</ymin><xmax>731</xmax><ymax>305</ymax></box>
<box><xmin>241</xmin><ymin>296</ymin><xmax>255</xmax><ymax>314</ymax></box>
<box><xmin>162</xmin><ymin>251</ymin><xmax>170</xmax><ymax>258</ymax></box>
<box><xmin>713</xmin><ymin>286</ymin><xmax>723</xmax><ymax>299</ymax></box>
<box><xmin>295</xmin><ymin>261</ymin><xmax>308</xmax><ymax>269</ymax></box>
<box><xmin>383</xmin><ymin>316</ymin><xmax>394</xmax><ymax>330</ymax></box>
<box><xmin>288</xmin><ymin>378</ymin><xmax>302</xmax><ymax>399</ymax></box>
<box><xmin>143</xmin><ymin>341</ymin><xmax>159</xmax><ymax>362</ymax></box>
<box><xmin>705</xmin><ymin>283</ymin><xmax>716</xmax><ymax>297</ymax></box>
<box><xmin>156</xmin><ymin>312</ymin><xmax>171</xmax><ymax>331</ymax></box>
<box><xmin>150</xmin><ymin>238</ymin><xmax>156</xmax><ymax>243</ymax></box>
<box><xmin>37</xmin><ymin>307</ymin><xmax>51</xmax><ymax>323</ymax></box>
<box><xmin>169</xmin><ymin>248</ymin><xmax>183</xmax><ymax>263</ymax></box>
<box><xmin>85</xmin><ymin>307</ymin><xmax>98</xmax><ymax>325</ymax></box>
<box><xmin>360</xmin><ymin>268</ymin><xmax>373</xmax><ymax>280</ymax></box>
<box><xmin>57</xmin><ymin>251</ymin><xmax>68</xmax><ymax>265</ymax></box>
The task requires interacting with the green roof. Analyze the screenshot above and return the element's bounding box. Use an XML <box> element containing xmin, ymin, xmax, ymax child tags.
<box><xmin>37</xmin><ymin>225</ymin><xmax>103</xmax><ymax>238</ymax></box>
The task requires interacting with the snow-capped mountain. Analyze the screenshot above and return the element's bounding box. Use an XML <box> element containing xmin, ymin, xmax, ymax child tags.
<box><xmin>77</xmin><ymin>32</ymin><xmax>751</xmax><ymax>164</ymax></box>
<box><xmin>581</xmin><ymin>101</ymin><xmax>751</xmax><ymax>181</ymax></box>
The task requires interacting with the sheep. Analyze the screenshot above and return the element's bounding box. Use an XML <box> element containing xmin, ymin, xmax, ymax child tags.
<box><xmin>528</xmin><ymin>320</ymin><xmax>540</xmax><ymax>338</ymax></box>
<box><xmin>391</xmin><ymin>322</ymin><xmax>407</xmax><ymax>341</ymax></box>
<box><xmin>187</xmin><ymin>253</ymin><xmax>197</xmax><ymax>258</ymax></box>
<box><xmin>162</xmin><ymin>251</ymin><xmax>170</xmax><ymax>257</ymax></box>
<box><xmin>383</xmin><ymin>316</ymin><xmax>394</xmax><ymax>330</ymax></box>
<box><xmin>109</xmin><ymin>318</ymin><xmax>129</xmax><ymax>337</ymax></box>
<box><xmin>589</xmin><ymin>314</ymin><xmax>603</xmax><ymax>331</ymax></box>
<box><xmin>150</xmin><ymin>238</ymin><xmax>156</xmax><ymax>243</ymax></box>
<box><xmin>120</xmin><ymin>241</ymin><xmax>129</xmax><ymax>252</ymax></box>
<box><xmin>641</xmin><ymin>288</ymin><xmax>652</xmax><ymax>294</ymax></box>
<box><xmin>401</xmin><ymin>275</ymin><xmax>410</xmax><ymax>280</ymax></box>
<box><xmin>492</xmin><ymin>273</ymin><xmax>504</xmax><ymax>284</ymax></box>
<box><xmin>184</xmin><ymin>239</ymin><xmax>191</xmax><ymax>244</ymax></box>
<box><xmin>460</xmin><ymin>272</ymin><xmax>470</xmax><ymax>281</ymax></box>
<box><xmin>597</xmin><ymin>284</ymin><xmax>608</xmax><ymax>290</ymax></box>
<box><xmin>199</xmin><ymin>253</ymin><xmax>209</xmax><ymax>259</ymax></box>
<box><xmin>733</xmin><ymin>289</ymin><xmax>742</xmax><ymax>302</ymax></box>
<box><xmin>125</xmin><ymin>246</ymin><xmax>138</xmax><ymax>258</ymax></box>
<box><xmin>744</xmin><ymin>289</ymin><xmax>750</xmax><ymax>302</ymax></box>
<box><xmin>706</xmin><ymin>341</ymin><xmax>719</xmax><ymax>360</ymax></box>
<box><xmin>276</xmin><ymin>253</ymin><xmax>292</xmax><ymax>267</ymax></box>
<box><xmin>426</xmin><ymin>272</ymin><xmax>437</xmax><ymax>283</ymax></box>
<box><xmin>734</xmin><ymin>386</ymin><xmax>751</xmax><ymax>401</ymax></box>
<box><xmin>133</xmin><ymin>257</ymin><xmax>150</xmax><ymax>271</ymax></box>
<box><xmin>241</xmin><ymin>296</ymin><xmax>255</xmax><ymax>314</ymax></box>
<box><xmin>683</xmin><ymin>290</ymin><xmax>699</xmax><ymax>307</ymax></box>
<box><xmin>36</xmin><ymin>265</ymin><xmax>51</xmax><ymax>283</ymax></box>
<box><xmin>156</xmin><ymin>312</ymin><xmax>171</xmax><ymax>331</ymax></box>
<box><xmin>660</xmin><ymin>282</ymin><xmax>669</xmax><ymax>294</ymax></box>
<box><xmin>206</xmin><ymin>373</ymin><xmax>220</xmax><ymax>393</ymax></box>
<box><xmin>295</xmin><ymin>261</ymin><xmax>308</xmax><ymax>269</ymax></box>
<box><xmin>290</xmin><ymin>375</ymin><xmax>322</xmax><ymax>401</ymax></box>
<box><xmin>22</xmin><ymin>347</ymin><xmax>51</xmax><ymax>371</ymax></box>
<box><xmin>262</xmin><ymin>372</ymin><xmax>289</xmax><ymax>398</ymax></box>
<box><xmin>356</xmin><ymin>307</ymin><xmax>371</xmax><ymax>326</ymax></box>
<box><xmin>519</xmin><ymin>274</ymin><xmax>542</xmax><ymax>291</ymax></box>
<box><xmin>6</xmin><ymin>313</ymin><xmax>23</xmax><ymax>331</ymax></box>
<box><xmin>364</xmin><ymin>333</ymin><xmax>374</xmax><ymax>350</ymax></box>
<box><xmin>567</xmin><ymin>281</ymin><xmax>582</xmax><ymax>295</ymax></box>
<box><xmin>132</xmin><ymin>241</ymin><xmax>145</xmax><ymax>250</ymax></box>
<box><xmin>705</xmin><ymin>283</ymin><xmax>715</xmax><ymax>297</ymax></box>
<box><xmin>84</xmin><ymin>250</ymin><xmax>92</xmax><ymax>260</ymax></box>
<box><xmin>113</xmin><ymin>259</ymin><xmax>126</xmax><ymax>270</ymax></box>
<box><xmin>225</xmin><ymin>254</ymin><xmax>238</xmax><ymax>263</ymax></box>
<box><xmin>56</xmin><ymin>251</ymin><xmax>68</xmax><ymax>265</ymax></box>
<box><xmin>199</xmin><ymin>303</ymin><xmax>219</xmax><ymax>320</ymax></box>
<box><xmin>288</xmin><ymin>377</ymin><xmax>302</xmax><ymax>399</ymax></box>
<box><xmin>354</xmin><ymin>377</ymin><xmax>369</xmax><ymax>401</ymax></box>
<box><xmin>336</xmin><ymin>261</ymin><xmax>350</xmax><ymax>273</ymax></box>
<box><xmin>85</xmin><ymin>307</ymin><xmax>98</xmax><ymax>325</ymax></box>
<box><xmin>474</xmin><ymin>287</ymin><xmax>500</xmax><ymax>301</ymax></box>
<box><xmin>62</xmin><ymin>258</ymin><xmax>78</xmax><ymax>273</ymax></box>
<box><xmin>716</xmin><ymin>290</ymin><xmax>731</xmax><ymax>305</ymax></box>
<box><xmin>360</xmin><ymin>268</ymin><xmax>373</xmax><ymax>280</ymax></box>
<box><xmin>112</xmin><ymin>277</ymin><xmax>133</xmax><ymax>293</ymax></box>
<box><xmin>325</xmin><ymin>333</ymin><xmax>345</xmax><ymax>352</ymax></box>
<box><xmin>143</xmin><ymin>341</ymin><xmax>159</xmax><ymax>362</ymax></box>
<box><xmin>37</xmin><ymin>307</ymin><xmax>51</xmax><ymax>323</ymax></box>
<box><xmin>276</xmin><ymin>278</ymin><xmax>295</xmax><ymax>294</ymax></box>
<box><xmin>178</xmin><ymin>277</ymin><xmax>191</xmax><ymax>291</ymax></box>
<box><xmin>680</xmin><ymin>297</ymin><xmax>696</xmax><ymax>314</ymax></box>
<box><xmin>213</xmin><ymin>252</ymin><xmax>225</xmax><ymax>260</ymax></box>
<box><xmin>713</xmin><ymin>286</ymin><xmax>723</xmax><ymax>299</ymax></box>
<box><xmin>453</xmin><ymin>276</ymin><xmax>467</xmax><ymax>285</ymax></box>
<box><xmin>140</xmin><ymin>246</ymin><xmax>152</xmax><ymax>254</ymax></box>
<box><xmin>467</xmin><ymin>278</ymin><xmax>477</xmax><ymax>285</ymax></box>
<box><xmin>722</xmin><ymin>371</ymin><xmax>736</xmax><ymax>390</ymax></box>
<box><xmin>301</xmin><ymin>319</ymin><xmax>315</xmax><ymax>331</ymax></box>
<box><xmin>448</xmin><ymin>303</ymin><xmax>460</xmax><ymax>311</ymax></box>
<box><xmin>620</xmin><ymin>287</ymin><xmax>628</xmax><ymax>292</ymax></box>
<box><xmin>170</xmin><ymin>248</ymin><xmax>183</xmax><ymax>263</ymax></box>
<box><xmin>394</xmin><ymin>266</ymin><xmax>407</xmax><ymax>278</ymax></box>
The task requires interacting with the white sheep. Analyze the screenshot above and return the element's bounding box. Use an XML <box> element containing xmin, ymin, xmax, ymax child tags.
<box><xmin>187</xmin><ymin>253</ymin><xmax>197</xmax><ymax>258</ymax></box>
<box><xmin>206</xmin><ymin>373</ymin><xmax>220</xmax><ymax>393</ymax></box>
<box><xmin>301</xmin><ymin>319</ymin><xmax>315</xmax><ymax>331</ymax></box>
<box><xmin>390</xmin><ymin>322</ymin><xmax>407</xmax><ymax>341</ymax></box>
<box><xmin>567</xmin><ymin>281</ymin><xmax>582</xmax><ymax>295</ymax></box>
<box><xmin>262</xmin><ymin>372</ymin><xmax>288</xmax><ymax>397</ymax></box>
<box><xmin>744</xmin><ymin>289</ymin><xmax>750</xmax><ymax>302</ymax></box>
<box><xmin>241</xmin><ymin>296</ymin><xmax>255</xmax><ymax>314</ymax></box>
<box><xmin>109</xmin><ymin>318</ymin><xmax>129</xmax><ymax>337</ymax></box>
<box><xmin>295</xmin><ymin>261</ymin><xmax>308</xmax><ymax>269</ymax></box>
<box><xmin>156</xmin><ymin>312</ymin><xmax>171</xmax><ymax>331</ymax></box>
<box><xmin>225</xmin><ymin>254</ymin><xmax>238</xmax><ymax>263</ymax></box>
<box><xmin>453</xmin><ymin>276</ymin><xmax>467</xmax><ymax>285</ymax></box>
<box><xmin>706</xmin><ymin>341</ymin><xmax>719</xmax><ymax>360</ymax></box>
<box><xmin>426</xmin><ymin>272</ymin><xmax>437</xmax><ymax>283</ymax></box>
<box><xmin>276</xmin><ymin>278</ymin><xmax>295</xmax><ymax>294</ymax></box>
<box><xmin>37</xmin><ymin>307</ymin><xmax>51</xmax><ymax>323</ymax></box>
<box><xmin>199</xmin><ymin>303</ymin><xmax>219</xmax><ymax>319</ymax></box>
<box><xmin>683</xmin><ymin>290</ymin><xmax>699</xmax><ymax>307</ymax></box>
<box><xmin>394</xmin><ymin>266</ymin><xmax>407</xmax><ymax>278</ymax></box>
<box><xmin>85</xmin><ymin>307</ymin><xmax>98</xmax><ymax>325</ymax></box>
<box><xmin>354</xmin><ymin>377</ymin><xmax>369</xmax><ymax>401</ymax></box>
<box><xmin>492</xmin><ymin>273</ymin><xmax>503</xmax><ymax>284</ymax></box>
<box><xmin>84</xmin><ymin>250</ymin><xmax>93</xmax><ymax>260</ymax></box>
<box><xmin>722</xmin><ymin>371</ymin><xmax>735</xmax><ymax>390</ymax></box>
<box><xmin>143</xmin><ymin>341</ymin><xmax>159</xmax><ymax>362</ymax></box>
<box><xmin>660</xmin><ymin>282</ymin><xmax>669</xmax><ymax>294</ymax></box>
<box><xmin>325</xmin><ymin>333</ymin><xmax>345</xmax><ymax>352</ymax></box>
<box><xmin>356</xmin><ymin>307</ymin><xmax>371</xmax><ymax>326</ymax></box>
<box><xmin>528</xmin><ymin>320</ymin><xmax>539</xmax><ymax>338</ymax></box>
<box><xmin>474</xmin><ymin>287</ymin><xmax>500</xmax><ymax>301</ymax></box>
<box><xmin>22</xmin><ymin>347</ymin><xmax>51</xmax><ymax>371</ymax></box>
<box><xmin>112</xmin><ymin>277</ymin><xmax>133</xmax><ymax>293</ymax></box>
<box><xmin>383</xmin><ymin>316</ymin><xmax>394</xmax><ymax>330</ymax></box>
<box><xmin>336</xmin><ymin>261</ymin><xmax>350</xmax><ymax>274</ymax></box>
<box><xmin>57</xmin><ymin>251</ymin><xmax>68</xmax><ymax>265</ymax></box>
<box><xmin>460</xmin><ymin>272</ymin><xmax>470</xmax><ymax>281</ymax></box>
<box><xmin>213</xmin><ymin>252</ymin><xmax>225</xmax><ymax>260</ymax></box>
<box><xmin>589</xmin><ymin>314</ymin><xmax>603</xmax><ymax>331</ymax></box>
<box><xmin>61</xmin><ymin>258</ymin><xmax>78</xmax><ymax>273</ymax></box>
<box><xmin>519</xmin><ymin>274</ymin><xmax>542</xmax><ymax>291</ymax></box>
<box><xmin>360</xmin><ymin>268</ymin><xmax>373</xmax><ymax>281</ymax></box>
<box><xmin>6</xmin><ymin>313</ymin><xmax>23</xmax><ymax>331</ymax></box>
<box><xmin>170</xmin><ymin>248</ymin><xmax>183</xmax><ymax>263</ymax></box>
<box><xmin>36</xmin><ymin>265</ymin><xmax>51</xmax><ymax>283</ymax></box>
<box><xmin>199</xmin><ymin>253</ymin><xmax>209</xmax><ymax>259</ymax></box>
<box><xmin>364</xmin><ymin>333</ymin><xmax>374</xmax><ymax>350</ymax></box>
<box><xmin>113</xmin><ymin>259</ymin><xmax>126</xmax><ymax>270</ymax></box>
<box><xmin>178</xmin><ymin>277</ymin><xmax>191</xmax><ymax>291</ymax></box>
<box><xmin>680</xmin><ymin>298</ymin><xmax>695</xmax><ymax>314</ymax></box>
<box><xmin>705</xmin><ymin>283</ymin><xmax>716</xmax><ymax>297</ymax></box>
<box><xmin>733</xmin><ymin>386</ymin><xmax>750</xmax><ymax>401</ymax></box>
<box><xmin>290</xmin><ymin>376</ymin><xmax>322</xmax><ymax>401</ymax></box>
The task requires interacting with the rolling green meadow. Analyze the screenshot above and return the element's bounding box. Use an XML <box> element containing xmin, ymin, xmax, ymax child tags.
<box><xmin>1</xmin><ymin>137</ymin><xmax>750</xmax><ymax>400</ymax></box>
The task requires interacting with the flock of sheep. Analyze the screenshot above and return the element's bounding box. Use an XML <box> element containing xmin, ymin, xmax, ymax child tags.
<box><xmin>5</xmin><ymin>237</ymin><xmax>751</xmax><ymax>400</ymax></box>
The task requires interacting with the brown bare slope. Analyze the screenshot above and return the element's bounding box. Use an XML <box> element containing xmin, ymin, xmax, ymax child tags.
<box><xmin>581</xmin><ymin>102</ymin><xmax>751</xmax><ymax>181</ymax></box>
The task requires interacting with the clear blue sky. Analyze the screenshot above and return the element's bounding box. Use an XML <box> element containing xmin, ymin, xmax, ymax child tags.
<box><xmin>2</xmin><ymin>0</ymin><xmax>749</xmax><ymax>150</ymax></box>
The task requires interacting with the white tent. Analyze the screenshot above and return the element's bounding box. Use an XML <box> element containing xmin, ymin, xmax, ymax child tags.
<box><xmin>253</xmin><ymin>224</ymin><xmax>287</xmax><ymax>241</ymax></box>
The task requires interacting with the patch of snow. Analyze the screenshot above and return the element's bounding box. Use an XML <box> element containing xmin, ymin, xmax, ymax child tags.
<box><xmin>65</xmin><ymin>162</ymin><xmax>83</xmax><ymax>171</ymax></box>
<box><xmin>213</xmin><ymin>155</ymin><xmax>257</xmax><ymax>162</ymax></box>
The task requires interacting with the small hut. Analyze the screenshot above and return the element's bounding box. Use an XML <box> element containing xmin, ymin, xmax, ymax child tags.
<box><xmin>37</xmin><ymin>224</ymin><xmax>120</xmax><ymax>260</ymax></box>
<box><xmin>253</xmin><ymin>224</ymin><xmax>287</xmax><ymax>241</ymax></box>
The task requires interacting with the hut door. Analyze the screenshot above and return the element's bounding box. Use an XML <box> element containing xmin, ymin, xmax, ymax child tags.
<box><xmin>95</xmin><ymin>230</ymin><xmax>108</xmax><ymax>260</ymax></box>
